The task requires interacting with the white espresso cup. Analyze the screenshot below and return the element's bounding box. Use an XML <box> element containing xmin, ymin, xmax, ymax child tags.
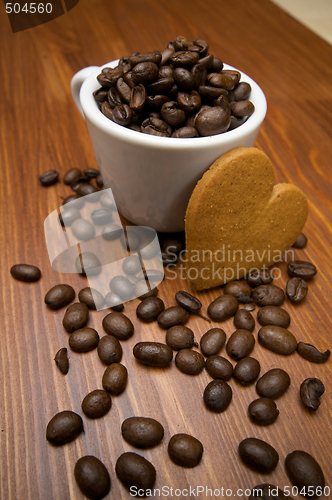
<box><xmin>71</xmin><ymin>61</ymin><xmax>267</xmax><ymax>232</ymax></box>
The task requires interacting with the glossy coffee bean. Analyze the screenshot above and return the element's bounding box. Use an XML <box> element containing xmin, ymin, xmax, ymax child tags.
<box><xmin>78</xmin><ymin>287</ymin><xmax>105</xmax><ymax>310</ymax></box>
<box><xmin>296</xmin><ymin>342</ymin><xmax>330</xmax><ymax>363</ymax></box>
<box><xmin>168</xmin><ymin>433</ymin><xmax>203</xmax><ymax>468</ymax></box>
<box><xmin>59</xmin><ymin>207</ymin><xmax>80</xmax><ymax>227</ymax></box>
<box><xmin>70</xmin><ymin>176</ymin><xmax>90</xmax><ymax>192</ymax></box>
<box><xmin>243</xmin><ymin>303</ymin><xmax>255</xmax><ymax>312</ymax></box>
<box><xmin>81</xmin><ymin>389</ymin><xmax>112</xmax><ymax>419</ymax></box>
<box><xmin>133</xmin><ymin>342</ymin><xmax>173</xmax><ymax>367</ymax></box>
<box><xmin>300</xmin><ymin>378</ymin><xmax>325</xmax><ymax>411</ymax></box>
<box><xmin>248</xmin><ymin>398</ymin><xmax>279</xmax><ymax>426</ymax></box>
<box><xmin>54</xmin><ymin>347</ymin><xmax>69</xmax><ymax>375</ymax></box>
<box><xmin>104</xmin><ymin>292</ymin><xmax>124</xmax><ymax>312</ymax></box>
<box><xmin>109</xmin><ymin>275</ymin><xmax>135</xmax><ymax>301</ymax></box>
<box><xmin>122</xmin><ymin>417</ymin><xmax>164</xmax><ymax>449</ymax></box>
<box><xmin>286</xmin><ymin>277</ymin><xmax>308</xmax><ymax>303</ymax></box>
<box><xmin>90</xmin><ymin>208</ymin><xmax>113</xmax><ymax>225</ymax></box>
<box><xmin>76</xmin><ymin>252</ymin><xmax>101</xmax><ymax>276</ymax></box>
<box><xmin>204</xmin><ymin>380</ymin><xmax>232</xmax><ymax>412</ymax></box>
<box><xmin>45</xmin><ymin>284</ymin><xmax>75</xmax><ymax>309</ymax></box>
<box><xmin>257</xmin><ymin>306</ymin><xmax>290</xmax><ymax>328</ymax></box>
<box><xmin>247</xmin><ymin>268</ymin><xmax>274</xmax><ymax>287</ymax></box>
<box><xmin>200</xmin><ymin>328</ymin><xmax>226</xmax><ymax>356</ymax></box>
<box><xmin>233</xmin><ymin>357</ymin><xmax>260</xmax><ymax>385</ymax></box>
<box><xmin>10</xmin><ymin>264</ymin><xmax>41</xmax><ymax>282</ymax></box>
<box><xmin>97</xmin><ymin>335</ymin><xmax>122</xmax><ymax>365</ymax></box>
<box><xmin>248</xmin><ymin>483</ymin><xmax>291</xmax><ymax>500</ymax></box>
<box><xmin>157</xmin><ymin>306</ymin><xmax>189</xmax><ymax>329</ymax></box>
<box><xmin>238</xmin><ymin>437</ymin><xmax>279</xmax><ymax>473</ymax></box>
<box><xmin>195</xmin><ymin>106</ymin><xmax>230</xmax><ymax>136</ymax></box>
<box><xmin>71</xmin><ymin>219</ymin><xmax>96</xmax><ymax>240</ymax></box>
<box><xmin>258</xmin><ymin>326</ymin><xmax>297</xmax><ymax>355</ymax></box>
<box><xmin>69</xmin><ymin>328</ymin><xmax>99</xmax><ymax>353</ymax></box>
<box><xmin>122</xmin><ymin>255</ymin><xmax>141</xmax><ymax>275</ymax></box>
<box><xmin>256</xmin><ymin>368</ymin><xmax>291</xmax><ymax>399</ymax></box>
<box><xmin>171</xmin><ymin>126</ymin><xmax>198</xmax><ymax>138</ymax></box>
<box><xmin>115</xmin><ymin>452</ymin><xmax>156</xmax><ymax>493</ymax></box>
<box><xmin>233</xmin><ymin>82</ymin><xmax>251</xmax><ymax>101</ymax></box>
<box><xmin>292</xmin><ymin>232</ymin><xmax>307</xmax><ymax>249</ymax></box>
<box><xmin>102</xmin><ymin>363</ymin><xmax>128</xmax><ymax>395</ymax></box>
<box><xmin>102</xmin><ymin>312</ymin><xmax>134</xmax><ymax>340</ymax></box>
<box><xmin>224</xmin><ymin>280</ymin><xmax>252</xmax><ymax>303</ymax></box>
<box><xmin>136</xmin><ymin>297</ymin><xmax>165</xmax><ymax>322</ymax></box>
<box><xmin>231</xmin><ymin>100</ymin><xmax>255</xmax><ymax>117</ymax></box>
<box><xmin>226</xmin><ymin>329</ymin><xmax>255</xmax><ymax>360</ymax></box>
<box><xmin>207</xmin><ymin>294</ymin><xmax>239</xmax><ymax>321</ymax></box>
<box><xmin>84</xmin><ymin>168</ymin><xmax>99</xmax><ymax>178</ymax></box>
<box><xmin>175</xmin><ymin>349</ymin><xmax>205</xmax><ymax>375</ymax></box>
<box><xmin>285</xmin><ymin>451</ymin><xmax>325</xmax><ymax>498</ymax></box>
<box><xmin>287</xmin><ymin>260</ymin><xmax>317</xmax><ymax>280</ymax></box>
<box><xmin>46</xmin><ymin>410</ymin><xmax>83</xmax><ymax>446</ymax></box>
<box><xmin>205</xmin><ymin>356</ymin><xmax>233</xmax><ymax>380</ymax></box>
<box><xmin>252</xmin><ymin>285</ymin><xmax>285</xmax><ymax>307</ymax></box>
<box><xmin>166</xmin><ymin>325</ymin><xmax>196</xmax><ymax>351</ymax></box>
<box><xmin>135</xmin><ymin>280</ymin><xmax>159</xmax><ymax>300</ymax></box>
<box><xmin>39</xmin><ymin>170</ymin><xmax>59</xmax><ymax>186</ymax></box>
<box><xmin>62</xmin><ymin>303</ymin><xmax>89</xmax><ymax>333</ymax></box>
<box><xmin>74</xmin><ymin>455</ymin><xmax>111</xmax><ymax>500</ymax></box>
<box><xmin>175</xmin><ymin>290</ymin><xmax>202</xmax><ymax>313</ymax></box>
<box><xmin>76</xmin><ymin>184</ymin><xmax>100</xmax><ymax>201</ymax></box>
<box><xmin>233</xmin><ymin>309</ymin><xmax>255</xmax><ymax>331</ymax></box>
<box><xmin>63</xmin><ymin>168</ymin><xmax>82</xmax><ymax>185</ymax></box>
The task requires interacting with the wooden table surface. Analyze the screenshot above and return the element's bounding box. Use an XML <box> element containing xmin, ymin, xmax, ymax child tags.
<box><xmin>1</xmin><ymin>0</ymin><xmax>332</xmax><ymax>499</ymax></box>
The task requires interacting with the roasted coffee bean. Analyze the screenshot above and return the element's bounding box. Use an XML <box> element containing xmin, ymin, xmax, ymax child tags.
<box><xmin>90</xmin><ymin>208</ymin><xmax>113</xmax><ymax>225</ymax></box>
<box><xmin>98</xmin><ymin>67</ymin><xmax>122</xmax><ymax>87</ymax></box>
<box><xmin>122</xmin><ymin>417</ymin><xmax>164</xmax><ymax>449</ymax></box>
<box><xmin>285</xmin><ymin>450</ymin><xmax>325</xmax><ymax>498</ymax></box>
<box><xmin>109</xmin><ymin>275</ymin><xmax>135</xmax><ymax>301</ymax></box>
<box><xmin>102</xmin><ymin>363</ymin><xmax>128</xmax><ymax>395</ymax></box>
<box><xmin>71</xmin><ymin>219</ymin><xmax>96</xmax><ymax>240</ymax></box>
<box><xmin>168</xmin><ymin>433</ymin><xmax>203</xmax><ymax>468</ymax></box>
<box><xmin>54</xmin><ymin>347</ymin><xmax>69</xmax><ymax>375</ymax></box>
<box><xmin>136</xmin><ymin>297</ymin><xmax>165</xmax><ymax>322</ymax></box>
<box><xmin>62</xmin><ymin>194</ymin><xmax>85</xmax><ymax>209</ymax></box>
<box><xmin>248</xmin><ymin>398</ymin><xmax>279</xmax><ymax>426</ymax></box>
<box><xmin>141</xmin><ymin>116</ymin><xmax>172</xmax><ymax>136</ymax></box>
<box><xmin>104</xmin><ymin>292</ymin><xmax>124</xmax><ymax>312</ymax></box>
<box><xmin>287</xmin><ymin>260</ymin><xmax>317</xmax><ymax>280</ymax></box>
<box><xmin>205</xmin><ymin>355</ymin><xmax>233</xmax><ymax>380</ymax></box>
<box><xmin>226</xmin><ymin>329</ymin><xmax>255</xmax><ymax>360</ymax></box>
<box><xmin>166</xmin><ymin>325</ymin><xmax>196</xmax><ymax>350</ymax></box>
<box><xmin>10</xmin><ymin>264</ymin><xmax>41</xmax><ymax>282</ymax></box>
<box><xmin>46</xmin><ymin>410</ymin><xmax>83</xmax><ymax>446</ymax></box>
<box><xmin>107</xmin><ymin>86</ymin><xmax>123</xmax><ymax>108</ymax></box>
<box><xmin>171</xmin><ymin>126</ymin><xmax>199</xmax><ymax>138</ymax></box>
<box><xmin>77</xmin><ymin>184</ymin><xmax>101</xmax><ymax>202</ymax></box>
<box><xmin>157</xmin><ymin>306</ymin><xmax>189</xmax><ymax>329</ymax></box>
<box><xmin>84</xmin><ymin>168</ymin><xmax>99</xmax><ymax>178</ymax></box>
<box><xmin>177</xmin><ymin>90</ymin><xmax>202</xmax><ymax>114</ymax></box>
<box><xmin>163</xmin><ymin>238</ymin><xmax>183</xmax><ymax>255</ymax></box>
<box><xmin>62</xmin><ymin>303</ymin><xmax>89</xmax><ymax>333</ymax></box>
<box><xmin>247</xmin><ymin>268</ymin><xmax>274</xmax><ymax>287</ymax></box>
<box><xmin>45</xmin><ymin>284</ymin><xmax>75</xmax><ymax>310</ymax></box>
<box><xmin>74</xmin><ymin>455</ymin><xmax>111</xmax><ymax>500</ymax></box>
<box><xmin>102</xmin><ymin>223</ymin><xmax>123</xmax><ymax>241</ymax></box>
<box><xmin>300</xmin><ymin>378</ymin><xmax>325</xmax><ymax>411</ymax></box>
<box><xmin>296</xmin><ymin>342</ymin><xmax>330</xmax><ymax>363</ymax></box>
<box><xmin>233</xmin><ymin>82</ymin><xmax>251</xmax><ymax>101</ymax></box>
<box><xmin>78</xmin><ymin>287</ymin><xmax>105</xmax><ymax>310</ymax></box>
<box><xmin>228</xmin><ymin>116</ymin><xmax>244</xmax><ymax>130</ymax></box>
<box><xmin>69</xmin><ymin>328</ymin><xmax>99</xmax><ymax>353</ymax></box>
<box><xmin>115</xmin><ymin>452</ymin><xmax>156</xmax><ymax>493</ymax></box>
<box><xmin>238</xmin><ymin>438</ymin><xmax>279</xmax><ymax>473</ymax></box>
<box><xmin>116</xmin><ymin>77</ymin><xmax>131</xmax><ymax>102</ymax></box>
<box><xmin>243</xmin><ymin>303</ymin><xmax>255</xmax><ymax>312</ymax></box>
<box><xmin>231</xmin><ymin>100</ymin><xmax>255</xmax><ymax>117</ymax></box>
<box><xmin>112</xmin><ymin>104</ymin><xmax>133</xmax><ymax>126</ymax></box>
<box><xmin>233</xmin><ymin>309</ymin><xmax>255</xmax><ymax>331</ymax></box>
<box><xmin>132</xmin><ymin>62</ymin><xmax>159</xmax><ymax>85</ymax></box>
<box><xmin>204</xmin><ymin>380</ymin><xmax>232</xmax><ymax>412</ymax></box>
<box><xmin>102</xmin><ymin>311</ymin><xmax>134</xmax><ymax>340</ymax></box>
<box><xmin>175</xmin><ymin>290</ymin><xmax>202</xmax><ymax>313</ymax></box>
<box><xmin>207</xmin><ymin>72</ymin><xmax>234</xmax><ymax>90</ymax></box>
<box><xmin>133</xmin><ymin>342</ymin><xmax>173</xmax><ymax>367</ymax></box>
<box><xmin>122</xmin><ymin>255</ymin><xmax>141</xmax><ymax>275</ymax></box>
<box><xmin>175</xmin><ymin>349</ymin><xmax>205</xmax><ymax>375</ymax></box>
<box><xmin>292</xmin><ymin>232</ymin><xmax>307</xmax><ymax>249</ymax></box>
<box><xmin>200</xmin><ymin>328</ymin><xmax>226</xmax><ymax>356</ymax></box>
<box><xmin>101</xmin><ymin>101</ymin><xmax>114</xmax><ymax>120</ymax></box>
<box><xmin>257</xmin><ymin>306</ymin><xmax>290</xmax><ymax>328</ymax></box>
<box><xmin>191</xmin><ymin>63</ymin><xmax>207</xmax><ymax>87</ymax></box>
<box><xmin>198</xmin><ymin>85</ymin><xmax>227</xmax><ymax>99</ymax></box>
<box><xmin>63</xmin><ymin>168</ymin><xmax>82</xmax><ymax>185</ymax></box>
<box><xmin>76</xmin><ymin>252</ymin><xmax>101</xmax><ymax>276</ymax></box>
<box><xmin>233</xmin><ymin>357</ymin><xmax>261</xmax><ymax>385</ymax></box>
<box><xmin>97</xmin><ymin>335</ymin><xmax>122</xmax><ymax>365</ymax></box>
<box><xmin>286</xmin><ymin>277</ymin><xmax>308</xmax><ymax>303</ymax></box>
<box><xmin>252</xmin><ymin>285</ymin><xmax>285</xmax><ymax>307</ymax></box>
<box><xmin>59</xmin><ymin>207</ymin><xmax>80</xmax><ymax>227</ymax></box>
<box><xmin>258</xmin><ymin>326</ymin><xmax>297</xmax><ymax>355</ymax></box>
<box><xmin>224</xmin><ymin>280</ymin><xmax>252</xmax><ymax>303</ymax></box>
<box><xmin>256</xmin><ymin>368</ymin><xmax>291</xmax><ymax>399</ymax></box>
<box><xmin>207</xmin><ymin>294</ymin><xmax>239</xmax><ymax>321</ymax></box>
<box><xmin>39</xmin><ymin>170</ymin><xmax>59</xmax><ymax>186</ymax></box>
<box><xmin>96</xmin><ymin>173</ymin><xmax>104</xmax><ymax>188</ymax></box>
<box><xmin>161</xmin><ymin>101</ymin><xmax>186</xmax><ymax>127</ymax></box>
<box><xmin>128</xmin><ymin>51</ymin><xmax>162</xmax><ymax>66</ymax></box>
<box><xmin>173</xmin><ymin>67</ymin><xmax>194</xmax><ymax>91</ymax></box>
<box><xmin>248</xmin><ymin>483</ymin><xmax>292</xmax><ymax>500</ymax></box>
<box><xmin>82</xmin><ymin>389</ymin><xmax>112</xmax><ymax>419</ymax></box>
<box><xmin>195</xmin><ymin>106</ymin><xmax>230</xmax><ymax>136</ymax></box>
<box><xmin>70</xmin><ymin>176</ymin><xmax>91</xmax><ymax>191</ymax></box>
<box><xmin>170</xmin><ymin>50</ymin><xmax>200</xmax><ymax>68</ymax></box>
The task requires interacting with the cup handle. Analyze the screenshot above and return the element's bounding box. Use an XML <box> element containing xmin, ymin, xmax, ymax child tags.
<box><xmin>71</xmin><ymin>66</ymin><xmax>99</xmax><ymax>118</ymax></box>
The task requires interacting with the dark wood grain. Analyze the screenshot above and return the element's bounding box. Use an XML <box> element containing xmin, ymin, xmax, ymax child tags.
<box><xmin>1</xmin><ymin>0</ymin><xmax>332</xmax><ymax>498</ymax></box>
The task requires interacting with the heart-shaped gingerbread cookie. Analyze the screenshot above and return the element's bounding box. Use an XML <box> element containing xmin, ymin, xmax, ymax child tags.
<box><xmin>185</xmin><ymin>147</ymin><xmax>308</xmax><ymax>290</ymax></box>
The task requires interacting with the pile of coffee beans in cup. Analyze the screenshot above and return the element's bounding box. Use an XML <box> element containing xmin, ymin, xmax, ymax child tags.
<box><xmin>93</xmin><ymin>35</ymin><xmax>255</xmax><ymax>137</ymax></box>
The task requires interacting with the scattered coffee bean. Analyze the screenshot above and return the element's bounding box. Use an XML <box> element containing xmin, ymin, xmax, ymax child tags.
<box><xmin>109</xmin><ymin>275</ymin><xmax>135</xmax><ymax>301</ymax></box>
<box><xmin>96</xmin><ymin>173</ymin><xmax>104</xmax><ymax>188</ymax></box>
<box><xmin>97</xmin><ymin>335</ymin><xmax>122</xmax><ymax>365</ymax></box>
<box><xmin>175</xmin><ymin>290</ymin><xmax>201</xmax><ymax>312</ymax></box>
<box><xmin>104</xmin><ymin>292</ymin><xmax>124</xmax><ymax>312</ymax></box>
<box><xmin>133</xmin><ymin>342</ymin><xmax>173</xmax><ymax>367</ymax></box>
<box><xmin>102</xmin><ymin>363</ymin><xmax>128</xmax><ymax>395</ymax></box>
<box><xmin>175</xmin><ymin>349</ymin><xmax>205</xmax><ymax>375</ymax></box>
<box><xmin>168</xmin><ymin>433</ymin><xmax>203</xmax><ymax>468</ymax></box>
<box><xmin>204</xmin><ymin>379</ymin><xmax>232</xmax><ymax>412</ymax></box>
<box><xmin>300</xmin><ymin>378</ymin><xmax>325</xmax><ymax>411</ymax></box>
<box><xmin>71</xmin><ymin>218</ymin><xmax>96</xmax><ymax>240</ymax></box>
<box><xmin>205</xmin><ymin>355</ymin><xmax>233</xmax><ymax>380</ymax></box>
<box><xmin>63</xmin><ymin>168</ymin><xmax>82</xmax><ymax>186</ymax></box>
<box><xmin>287</xmin><ymin>260</ymin><xmax>317</xmax><ymax>280</ymax></box>
<box><xmin>233</xmin><ymin>357</ymin><xmax>260</xmax><ymax>385</ymax></box>
<box><xmin>122</xmin><ymin>417</ymin><xmax>164</xmax><ymax>449</ymax></box>
<box><xmin>46</xmin><ymin>410</ymin><xmax>83</xmax><ymax>446</ymax></box>
<box><xmin>69</xmin><ymin>328</ymin><xmax>99</xmax><ymax>353</ymax></box>
<box><xmin>76</xmin><ymin>184</ymin><xmax>100</xmax><ymax>201</ymax></box>
<box><xmin>62</xmin><ymin>303</ymin><xmax>89</xmax><ymax>333</ymax></box>
<box><xmin>102</xmin><ymin>311</ymin><xmax>134</xmax><ymax>340</ymax></box>
<box><xmin>76</xmin><ymin>252</ymin><xmax>101</xmax><ymax>276</ymax></box>
<box><xmin>122</xmin><ymin>255</ymin><xmax>141</xmax><ymax>275</ymax></box>
<box><xmin>224</xmin><ymin>280</ymin><xmax>252</xmax><ymax>303</ymax></box>
<box><xmin>78</xmin><ymin>287</ymin><xmax>105</xmax><ymax>310</ymax></box>
<box><xmin>81</xmin><ymin>389</ymin><xmax>112</xmax><ymax>418</ymax></box>
<box><xmin>101</xmin><ymin>223</ymin><xmax>123</xmax><ymax>240</ymax></box>
<box><xmin>45</xmin><ymin>284</ymin><xmax>75</xmax><ymax>310</ymax></box>
<box><xmin>59</xmin><ymin>207</ymin><xmax>80</xmax><ymax>227</ymax></box>
<box><xmin>248</xmin><ymin>398</ymin><xmax>279</xmax><ymax>426</ymax></box>
<box><xmin>136</xmin><ymin>297</ymin><xmax>165</xmax><ymax>322</ymax></box>
<box><xmin>258</xmin><ymin>326</ymin><xmax>297</xmax><ymax>355</ymax></box>
<box><xmin>247</xmin><ymin>268</ymin><xmax>274</xmax><ymax>287</ymax></box>
<box><xmin>285</xmin><ymin>450</ymin><xmax>325</xmax><ymax>499</ymax></box>
<box><xmin>54</xmin><ymin>347</ymin><xmax>69</xmax><ymax>375</ymax></box>
<box><xmin>243</xmin><ymin>303</ymin><xmax>255</xmax><ymax>312</ymax></box>
<box><xmin>84</xmin><ymin>168</ymin><xmax>99</xmax><ymax>178</ymax></box>
<box><xmin>62</xmin><ymin>194</ymin><xmax>85</xmax><ymax>209</ymax></box>
<box><xmin>257</xmin><ymin>306</ymin><xmax>290</xmax><ymax>328</ymax></box>
<box><xmin>252</xmin><ymin>285</ymin><xmax>285</xmax><ymax>307</ymax></box>
<box><xmin>292</xmin><ymin>232</ymin><xmax>307</xmax><ymax>249</ymax></box>
<box><xmin>166</xmin><ymin>325</ymin><xmax>196</xmax><ymax>350</ymax></box>
<box><xmin>115</xmin><ymin>452</ymin><xmax>156</xmax><ymax>493</ymax></box>
<box><xmin>238</xmin><ymin>437</ymin><xmax>279</xmax><ymax>473</ymax></box>
<box><xmin>74</xmin><ymin>455</ymin><xmax>111</xmax><ymax>500</ymax></box>
<box><xmin>207</xmin><ymin>294</ymin><xmax>239</xmax><ymax>321</ymax></box>
<box><xmin>39</xmin><ymin>170</ymin><xmax>59</xmax><ymax>186</ymax></box>
<box><xmin>71</xmin><ymin>176</ymin><xmax>90</xmax><ymax>192</ymax></box>
<box><xmin>296</xmin><ymin>342</ymin><xmax>330</xmax><ymax>363</ymax></box>
<box><xmin>286</xmin><ymin>277</ymin><xmax>308</xmax><ymax>303</ymax></box>
<box><xmin>256</xmin><ymin>368</ymin><xmax>291</xmax><ymax>399</ymax></box>
<box><xmin>226</xmin><ymin>329</ymin><xmax>255</xmax><ymax>360</ymax></box>
<box><xmin>135</xmin><ymin>280</ymin><xmax>158</xmax><ymax>300</ymax></box>
<box><xmin>248</xmin><ymin>483</ymin><xmax>291</xmax><ymax>500</ymax></box>
<box><xmin>200</xmin><ymin>328</ymin><xmax>226</xmax><ymax>356</ymax></box>
<box><xmin>90</xmin><ymin>208</ymin><xmax>113</xmax><ymax>225</ymax></box>
<box><xmin>157</xmin><ymin>306</ymin><xmax>189</xmax><ymax>329</ymax></box>
<box><xmin>233</xmin><ymin>309</ymin><xmax>255</xmax><ymax>331</ymax></box>
<box><xmin>10</xmin><ymin>264</ymin><xmax>41</xmax><ymax>282</ymax></box>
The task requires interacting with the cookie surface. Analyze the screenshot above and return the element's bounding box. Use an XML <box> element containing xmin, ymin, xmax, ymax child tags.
<box><xmin>185</xmin><ymin>147</ymin><xmax>308</xmax><ymax>290</ymax></box>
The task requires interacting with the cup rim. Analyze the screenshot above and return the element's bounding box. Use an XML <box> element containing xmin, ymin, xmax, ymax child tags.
<box><xmin>80</xmin><ymin>60</ymin><xmax>267</xmax><ymax>150</ymax></box>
